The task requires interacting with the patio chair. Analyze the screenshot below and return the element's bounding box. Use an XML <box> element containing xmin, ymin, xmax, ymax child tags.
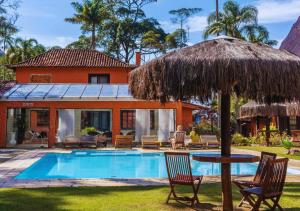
<box><xmin>80</xmin><ymin>135</ymin><xmax>98</xmax><ymax>148</ymax></box>
<box><xmin>233</xmin><ymin>151</ymin><xmax>277</xmax><ymax>207</ymax></box>
<box><xmin>164</xmin><ymin>152</ymin><xmax>203</xmax><ymax>207</ymax></box>
<box><xmin>187</xmin><ymin>135</ymin><xmax>205</xmax><ymax>149</ymax></box>
<box><xmin>201</xmin><ymin>135</ymin><xmax>220</xmax><ymax>148</ymax></box>
<box><xmin>141</xmin><ymin>135</ymin><xmax>160</xmax><ymax>149</ymax></box>
<box><xmin>115</xmin><ymin>135</ymin><xmax>133</xmax><ymax>149</ymax></box>
<box><xmin>240</xmin><ymin>158</ymin><xmax>289</xmax><ymax>211</ymax></box>
<box><xmin>62</xmin><ymin>136</ymin><xmax>80</xmax><ymax>148</ymax></box>
<box><xmin>170</xmin><ymin>131</ymin><xmax>186</xmax><ymax>149</ymax></box>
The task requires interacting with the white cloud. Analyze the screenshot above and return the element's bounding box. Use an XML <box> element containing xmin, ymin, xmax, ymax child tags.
<box><xmin>159</xmin><ymin>20</ymin><xmax>177</xmax><ymax>32</ymax></box>
<box><xmin>275</xmin><ymin>38</ymin><xmax>284</xmax><ymax>49</ymax></box>
<box><xmin>256</xmin><ymin>0</ymin><xmax>300</xmax><ymax>23</ymax></box>
<box><xmin>187</xmin><ymin>16</ymin><xmax>208</xmax><ymax>32</ymax></box>
<box><xmin>17</xmin><ymin>32</ymin><xmax>77</xmax><ymax>47</ymax></box>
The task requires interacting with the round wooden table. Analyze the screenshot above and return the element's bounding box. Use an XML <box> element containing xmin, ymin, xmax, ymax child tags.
<box><xmin>192</xmin><ymin>154</ymin><xmax>260</xmax><ymax>163</ymax></box>
<box><xmin>192</xmin><ymin>153</ymin><xmax>260</xmax><ymax>210</ymax></box>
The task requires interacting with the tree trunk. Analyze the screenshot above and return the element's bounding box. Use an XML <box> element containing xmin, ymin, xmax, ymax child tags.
<box><xmin>91</xmin><ymin>24</ymin><xmax>96</xmax><ymax>50</ymax></box>
<box><xmin>265</xmin><ymin>117</ymin><xmax>271</xmax><ymax>146</ymax></box>
<box><xmin>221</xmin><ymin>94</ymin><xmax>233</xmax><ymax>211</ymax></box>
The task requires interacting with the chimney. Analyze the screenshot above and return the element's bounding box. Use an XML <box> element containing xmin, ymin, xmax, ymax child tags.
<box><xmin>135</xmin><ymin>52</ymin><xmax>141</xmax><ymax>66</ymax></box>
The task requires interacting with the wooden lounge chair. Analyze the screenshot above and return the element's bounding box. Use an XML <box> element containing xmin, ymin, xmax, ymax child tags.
<box><xmin>170</xmin><ymin>131</ymin><xmax>186</xmax><ymax>149</ymax></box>
<box><xmin>164</xmin><ymin>152</ymin><xmax>203</xmax><ymax>207</ymax></box>
<box><xmin>201</xmin><ymin>135</ymin><xmax>220</xmax><ymax>148</ymax></box>
<box><xmin>187</xmin><ymin>135</ymin><xmax>205</xmax><ymax>149</ymax></box>
<box><xmin>141</xmin><ymin>135</ymin><xmax>160</xmax><ymax>149</ymax></box>
<box><xmin>240</xmin><ymin>158</ymin><xmax>289</xmax><ymax>211</ymax></box>
<box><xmin>233</xmin><ymin>151</ymin><xmax>277</xmax><ymax>207</ymax></box>
<box><xmin>80</xmin><ymin>135</ymin><xmax>97</xmax><ymax>148</ymax></box>
<box><xmin>115</xmin><ymin>135</ymin><xmax>133</xmax><ymax>149</ymax></box>
<box><xmin>62</xmin><ymin>136</ymin><xmax>80</xmax><ymax>148</ymax></box>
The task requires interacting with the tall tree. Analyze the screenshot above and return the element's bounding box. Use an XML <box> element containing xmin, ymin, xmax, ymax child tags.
<box><xmin>204</xmin><ymin>0</ymin><xmax>257</xmax><ymax>39</ymax></box>
<box><xmin>203</xmin><ymin>0</ymin><xmax>276</xmax><ymax>46</ymax></box>
<box><xmin>101</xmin><ymin>0</ymin><xmax>166</xmax><ymax>63</ymax></box>
<box><xmin>0</xmin><ymin>0</ymin><xmax>19</xmax><ymax>80</ymax></box>
<box><xmin>65</xmin><ymin>0</ymin><xmax>111</xmax><ymax>49</ymax></box>
<box><xmin>6</xmin><ymin>38</ymin><xmax>46</xmax><ymax>64</ymax></box>
<box><xmin>66</xmin><ymin>35</ymin><xmax>93</xmax><ymax>49</ymax></box>
<box><xmin>242</xmin><ymin>24</ymin><xmax>278</xmax><ymax>46</ymax></box>
<box><xmin>169</xmin><ymin>8</ymin><xmax>202</xmax><ymax>48</ymax></box>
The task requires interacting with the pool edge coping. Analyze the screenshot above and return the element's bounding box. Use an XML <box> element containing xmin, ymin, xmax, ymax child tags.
<box><xmin>1</xmin><ymin>149</ymin><xmax>300</xmax><ymax>188</ymax></box>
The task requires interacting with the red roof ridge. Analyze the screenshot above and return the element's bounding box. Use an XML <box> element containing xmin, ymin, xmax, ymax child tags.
<box><xmin>7</xmin><ymin>48</ymin><xmax>135</xmax><ymax>69</ymax></box>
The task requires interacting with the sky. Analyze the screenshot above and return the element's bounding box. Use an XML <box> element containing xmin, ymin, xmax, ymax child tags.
<box><xmin>16</xmin><ymin>0</ymin><xmax>300</xmax><ymax>48</ymax></box>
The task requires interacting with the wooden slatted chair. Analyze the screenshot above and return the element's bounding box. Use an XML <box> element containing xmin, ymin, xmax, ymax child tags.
<box><xmin>233</xmin><ymin>151</ymin><xmax>277</xmax><ymax>207</ymax></box>
<box><xmin>240</xmin><ymin>158</ymin><xmax>289</xmax><ymax>211</ymax></box>
<box><xmin>141</xmin><ymin>135</ymin><xmax>160</xmax><ymax>149</ymax></box>
<box><xmin>170</xmin><ymin>131</ymin><xmax>186</xmax><ymax>149</ymax></box>
<box><xmin>164</xmin><ymin>152</ymin><xmax>203</xmax><ymax>207</ymax></box>
<box><xmin>115</xmin><ymin>135</ymin><xmax>133</xmax><ymax>149</ymax></box>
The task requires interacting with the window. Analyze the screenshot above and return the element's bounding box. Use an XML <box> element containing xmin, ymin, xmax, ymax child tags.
<box><xmin>88</xmin><ymin>74</ymin><xmax>110</xmax><ymax>84</ymax></box>
<box><xmin>81</xmin><ymin>111</ymin><xmax>111</xmax><ymax>131</ymax></box>
<box><xmin>121</xmin><ymin>110</ymin><xmax>135</xmax><ymax>130</ymax></box>
<box><xmin>290</xmin><ymin>116</ymin><xmax>297</xmax><ymax>130</ymax></box>
<box><xmin>36</xmin><ymin>110</ymin><xmax>49</xmax><ymax>127</ymax></box>
<box><xmin>30</xmin><ymin>74</ymin><xmax>51</xmax><ymax>83</ymax></box>
<box><xmin>150</xmin><ymin>110</ymin><xmax>155</xmax><ymax>130</ymax></box>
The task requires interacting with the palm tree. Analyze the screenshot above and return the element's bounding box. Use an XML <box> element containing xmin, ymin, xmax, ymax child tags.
<box><xmin>204</xmin><ymin>0</ymin><xmax>277</xmax><ymax>46</ymax></box>
<box><xmin>204</xmin><ymin>0</ymin><xmax>258</xmax><ymax>39</ymax></box>
<box><xmin>6</xmin><ymin>38</ymin><xmax>46</xmax><ymax>64</ymax></box>
<box><xmin>65</xmin><ymin>0</ymin><xmax>110</xmax><ymax>49</ymax></box>
<box><xmin>242</xmin><ymin>24</ymin><xmax>278</xmax><ymax>46</ymax></box>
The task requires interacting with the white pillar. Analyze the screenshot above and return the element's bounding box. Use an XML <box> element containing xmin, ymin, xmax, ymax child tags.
<box><xmin>135</xmin><ymin>109</ymin><xmax>150</xmax><ymax>141</ymax></box>
<box><xmin>57</xmin><ymin>109</ymin><xmax>75</xmax><ymax>142</ymax></box>
<box><xmin>158</xmin><ymin>109</ymin><xmax>175</xmax><ymax>142</ymax></box>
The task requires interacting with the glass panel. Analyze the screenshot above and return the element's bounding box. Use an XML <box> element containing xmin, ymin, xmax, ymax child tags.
<box><xmin>2</xmin><ymin>84</ymin><xmax>21</xmax><ymax>98</ymax></box>
<box><xmin>100</xmin><ymin>84</ymin><xmax>118</xmax><ymax>97</ymax></box>
<box><xmin>46</xmin><ymin>85</ymin><xmax>69</xmax><ymax>99</ymax></box>
<box><xmin>27</xmin><ymin>84</ymin><xmax>53</xmax><ymax>99</ymax></box>
<box><xmin>9</xmin><ymin>84</ymin><xmax>37</xmax><ymax>99</ymax></box>
<box><xmin>82</xmin><ymin>84</ymin><xmax>102</xmax><ymax>98</ymax></box>
<box><xmin>117</xmin><ymin>85</ymin><xmax>131</xmax><ymax>98</ymax></box>
<box><xmin>63</xmin><ymin>85</ymin><xmax>86</xmax><ymax>98</ymax></box>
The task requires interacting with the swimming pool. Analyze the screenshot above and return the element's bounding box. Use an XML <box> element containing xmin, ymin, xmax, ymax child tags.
<box><xmin>15</xmin><ymin>150</ymin><xmax>300</xmax><ymax>180</ymax></box>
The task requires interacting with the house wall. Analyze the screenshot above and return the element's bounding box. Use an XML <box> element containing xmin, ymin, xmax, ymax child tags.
<box><xmin>15</xmin><ymin>67</ymin><xmax>131</xmax><ymax>84</ymax></box>
<box><xmin>181</xmin><ymin>106</ymin><xmax>193</xmax><ymax>130</ymax></box>
<box><xmin>0</xmin><ymin>101</ymin><xmax>196</xmax><ymax>148</ymax></box>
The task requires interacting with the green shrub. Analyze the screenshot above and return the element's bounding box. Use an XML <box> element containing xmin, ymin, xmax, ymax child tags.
<box><xmin>248</xmin><ymin>134</ymin><xmax>264</xmax><ymax>145</ymax></box>
<box><xmin>231</xmin><ymin>133</ymin><xmax>249</xmax><ymax>146</ymax></box>
<box><xmin>282</xmin><ymin>137</ymin><xmax>293</xmax><ymax>154</ymax></box>
<box><xmin>81</xmin><ymin>127</ymin><xmax>98</xmax><ymax>136</ymax></box>
<box><xmin>186</xmin><ymin>121</ymin><xmax>218</xmax><ymax>135</ymax></box>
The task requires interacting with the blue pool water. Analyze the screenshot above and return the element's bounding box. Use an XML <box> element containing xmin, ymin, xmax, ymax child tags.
<box><xmin>15</xmin><ymin>150</ymin><xmax>300</xmax><ymax>180</ymax></box>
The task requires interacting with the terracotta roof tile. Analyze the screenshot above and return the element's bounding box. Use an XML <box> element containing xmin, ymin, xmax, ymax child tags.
<box><xmin>8</xmin><ymin>49</ymin><xmax>134</xmax><ymax>69</ymax></box>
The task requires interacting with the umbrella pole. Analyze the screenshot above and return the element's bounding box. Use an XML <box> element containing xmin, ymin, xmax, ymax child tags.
<box><xmin>221</xmin><ymin>94</ymin><xmax>233</xmax><ymax>211</ymax></box>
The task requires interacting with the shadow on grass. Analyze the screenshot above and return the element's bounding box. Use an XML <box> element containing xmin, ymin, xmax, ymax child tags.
<box><xmin>0</xmin><ymin>183</ymin><xmax>299</xmax><ymax>211</ymax></box>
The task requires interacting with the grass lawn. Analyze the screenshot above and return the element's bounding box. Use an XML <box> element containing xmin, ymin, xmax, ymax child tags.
<box><xmin>234</xmin><ymin>146</ymin><xmax>300</xmax><ymax>160</ymax></box>
<box><xmin>0</xmin><ymin>183</ymin><xmax>300</xmax><ymax>211</ymax></box>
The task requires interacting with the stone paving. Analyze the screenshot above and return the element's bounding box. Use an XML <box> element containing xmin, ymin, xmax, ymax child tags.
<box><xmin>0</xmin><ymin>148</ymin><xmax>299</xmax><ymax>189</ymax></box>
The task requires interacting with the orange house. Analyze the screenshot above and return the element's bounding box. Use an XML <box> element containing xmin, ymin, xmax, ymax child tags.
<box><xmin>0</xmin><ymin>49</ymin><xmax>204</xmax><ymax>148</ymax></box>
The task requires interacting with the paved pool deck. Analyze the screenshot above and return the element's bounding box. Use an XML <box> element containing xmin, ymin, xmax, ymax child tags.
<box><xmin>0</xmin><ymin>148</ymin><xmax>299</xmax><ymax>189</ymax></box>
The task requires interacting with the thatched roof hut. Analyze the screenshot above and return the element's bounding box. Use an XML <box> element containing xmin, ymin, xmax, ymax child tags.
<box><xmin>129</xmin><ymin>36</ymin><xmax>300</xmax><ymax>210</ymax></box>
<box><xmin>130</xmin><ymin>37</ymin><xmax>300</xmax><ymax>104</ymax></box>
<box><xmin>240</xmin><ymin>101</ymin><xmax>300</xmax><ymax>118</ymax></box>
<box><xmin>239</xmin><ymin>101</ymin><xmax>287</xmax><ymax>119</ymax></box>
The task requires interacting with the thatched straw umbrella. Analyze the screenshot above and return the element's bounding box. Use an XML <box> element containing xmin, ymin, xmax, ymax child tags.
<box><xmin>239</xmin><ymin>101</ymin><xmax>288</xmax><ymax>146</ymax></box>
<box><xmin>129</xmin><ymin>36</ymin><xmax>300</xmax><ymax>210</ymax></box>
